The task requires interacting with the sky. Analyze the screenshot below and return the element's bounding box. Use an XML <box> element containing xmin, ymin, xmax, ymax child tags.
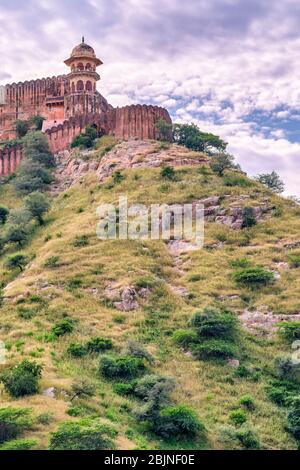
<box><xmin>1</xmin><ymin>0</ymin><xmax>300</xmax><ymax>195</ymax></box>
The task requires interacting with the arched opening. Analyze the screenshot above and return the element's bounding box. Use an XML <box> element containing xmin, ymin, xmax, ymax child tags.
<box><xmin>72</xmin><ymin>82</ymin><xmax>75</xmax><ymax>93</ymax></box>
<box><xmin>76</xmin><ymin>80</ymin><xmax>84</xmax><ymax>92</ymax></box>
<box><xmin>86</xmin><ymin>81</ymin><xmax>93</xmax><ymax>92</ymax></box>
<box><xmin>77</xmin><ymin>62</ymin><xmax>84</xmax><ymax>71</ymax></box>
<box><xmin>85</xmin><ymin>63</ymin><xmax>92</xmax><ymax>71</ymax></box>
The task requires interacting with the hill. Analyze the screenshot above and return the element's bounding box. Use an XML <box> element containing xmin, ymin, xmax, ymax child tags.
<box><xmin>0</xmin><ymin>138</ymin><xmax>300</xmax><ymax>450</ymax></box>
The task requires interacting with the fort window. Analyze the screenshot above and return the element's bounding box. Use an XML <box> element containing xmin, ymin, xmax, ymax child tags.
<box><xmin>86</xmin><ymin>81</ymin><xmax>92</xmax><ymax>92</ymax></box>
<box><xmin>85</xmin><ymin>63</ymin><xmax>92</xmax><ymax>71</ymax></box>
<box><xmin>77</xmin><ymin>63</ymin><xmax>84</xmax><ymax>71</ymax></box>
<box><xmin>76</xmin><ymin>80</ymin><xmax>84</xmax><ymax>92</ymax></box>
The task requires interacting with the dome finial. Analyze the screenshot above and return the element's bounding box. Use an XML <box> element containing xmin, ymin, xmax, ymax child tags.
<box><xmin>82</xmin><ymin>36</ymin><xmax>85</xmax><ymax>43</ymax></box>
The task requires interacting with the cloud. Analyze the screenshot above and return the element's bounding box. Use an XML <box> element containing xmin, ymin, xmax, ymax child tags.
<box><xmin>1</xmin><ymin>0</ymin><xmax>300</xmax><ymax>194</ymax></box>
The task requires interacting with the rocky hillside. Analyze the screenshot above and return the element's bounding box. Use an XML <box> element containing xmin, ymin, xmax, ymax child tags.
<box><xmin>0</xmin><ymin>138</ymin><xmax>300</xmax><ymax>450</ymax></box>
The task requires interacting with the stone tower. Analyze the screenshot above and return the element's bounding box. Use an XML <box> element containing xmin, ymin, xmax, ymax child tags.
<box><xmin>64</xmin><ymin>38</ymin><xmax>104</xmax><ymax>118</ymax></box>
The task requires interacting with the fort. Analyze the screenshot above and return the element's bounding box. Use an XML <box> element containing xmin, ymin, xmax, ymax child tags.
<box><xmin>0</xmin><ymin>39</ymin><xmax>171</xmax><ymax>176</ymax></box>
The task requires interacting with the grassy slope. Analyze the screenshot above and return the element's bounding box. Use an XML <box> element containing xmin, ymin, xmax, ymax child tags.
<box><xmin>0</xmin><ymin>147</ymin><xmax>300</xmax><ymax>450</ymax></box>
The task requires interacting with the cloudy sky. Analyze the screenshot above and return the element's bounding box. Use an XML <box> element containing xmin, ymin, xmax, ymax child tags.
<box><xmin>1</xmin><ymin>0</ymin><xmax>300</xmax><ymax>195</ymax></box>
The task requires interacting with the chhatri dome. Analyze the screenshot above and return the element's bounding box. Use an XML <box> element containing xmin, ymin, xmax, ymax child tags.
<box><xmin>64</xmin><ymin>37</ymin><xmax>103</xmax><ymax>66</ymax></box>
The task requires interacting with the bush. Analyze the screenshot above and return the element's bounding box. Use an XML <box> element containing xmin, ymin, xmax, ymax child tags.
<box><xmin>172</xmin><ymin>329</ymin><xmax>198</xmax><ymax>348</ymax></box>
<box><xmin>0</xmin><ymin>407</ymin><xmax>33</xmax><ymax>443</ymax></box>
<box><xmin>160</xmin><ymin>166</ymin><xmax>176</xmax><ymax>181</ymax></box>
<box><xmin>44</xmin><ymin>256</ymin><xmax>60</xmax><ymax>268</ymax></box>
<box><xmin>287</xmin><ymin>252</ymin><xmax>300</xmax><ymax>268</ymax></box>
<box><xmin>0</xmin><ymin>438</ymin><xmax>37</xmax><ymax>450</ymax></box>
<box><xmin>286</xmin><ymin>397</ymin><xmax>300</xmax><ymax>441</ymax></box>
<box><xmin>0</xmin><ymin>360</ymin><xmax>43</xmax><ymax>398</ymax></box>
<box><xmin>155</xmin><ymin>404</ymin><xmax>206</xmax><ymax>439</ymax></box>
<box><xmin>229</xmin><ymin>409</ymin><xmax>247</xmax><ymax>426</ymax></box>
<box><xmin>113</xmin><ymin>382</ymin><xmax>136</xmax><ymax>396</ymax></box>
<box><xmin>5</xmin><ymin>224</ymin><xmax>28</xmax><ymax>246</ymax></box>
<box><xmin>86</xmin><ymin>337</ymin><xmax>113</xmax><ymax>353</ymax></box>
<box><xmin>274</xmin><ymin>356</ymin><xmax>300</xmax><ymax>382</ymax></box>
<box><xmin>70</xmin><ymin>380</ymin><xmax>96</xmax><ymax>401</ymax></box>
<box><xmin>193</xmin><ymin>339</ymin><xmax>237</xmax><ymax>360</ymax></box>
<box><xmin>73</xmin><ymin>235</ymin><xmax>89</xmax><ymax>247</ymax></box>
<box><xmin>223</xmin><ymin>174</ymin><xmax>250</xmax><ymax>187</ymax></box>
<box><xmin>15</xmin><ymin>119</ymin><xmax>29</xmax><ymax>138</ymax></box>
<box><xmin>266</xmin><ymin>380</ymin><xmax>298</xmax><ymax>407</ymax></box>
<box><xmin>13</xmin><ymin>160</ymin><xmax>53</xmax><ymax>195</ymax></box>
<box><xmin>112</xmin><ymin>171</ymin><xmax>125</xmax><ymax>185</ymax></box>
<box><xmin>0</xmin><ymin>206</ymin><xmax>9</xmax><ymax>224</ymax></box>
<box><xmin>52</xmin><ymin>318</ymin><xmax>74</xmax><ymax>337</ymax></box>
<box><xmin>99</xmin><ymin>355</ymin><xmax>145</xmax><ymax>380</ymax></box>
<box><xmin>191</xmin><ymin>308</ymin><xmax>238</xmax><ymax>340</ymax></box>
<box><xmin>233</xmin><ymin>266</ymin><xmax>274</xmax><ymax>288</ymax></box>
<box><xmin>71</xmin><ymin>126</ymin><xmax>98</xmax><ymax>149</ymax></box>
<box><xmin>49</xmin><ymin>419</ymin><xmax>117</xmax><ymax>450</ymax></box>
<box><xmin>219</xmin><ymin>424</ymin><xmax>261</xmax><ymax>449</ymax></box>
<box><xmin>241</xmin><ymin>207</ymin><xmax>257</xmax><ymax>228</ymax></box>
<box><xmin>67</xmin><ymin>343</ymin><xmax>88</xmax><ymax>358</ymax></box>
<box><xmin>239</xmin><ymin>395</ymin><xmax>255</xmax><ymax>410</ymax></box>
<box><xmin>25</xmin><ymin>192</ymin><xmax>50</xmax><ymax>225</ymax></box>
<box><xmin>126</xmin><ymin>341</ymin><xmax>154</xmax><ymax>363</ymax></box>
<box><xmin>134</xmin><ymin>375</ymin><xmax>175</xmax><ymax>402</ymax></box>
<box><xmin>278</xmin><ymin>322</ymin><xmax>300</xmax><ymax>342</ymax></box>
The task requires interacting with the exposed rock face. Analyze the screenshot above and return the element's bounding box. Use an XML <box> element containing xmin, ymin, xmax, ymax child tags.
<box><xmin>51</xmin><ymin>140</ymin><xmax>209</xmax><ymax>193</ymax></box>
<box><xmin>239</xmin><ymin>310</ymin><xmax>300</xmax><ymax>336</ymax></box>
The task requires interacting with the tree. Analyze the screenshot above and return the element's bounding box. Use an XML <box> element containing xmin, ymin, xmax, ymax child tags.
<box><xmin>255</xmin><ymin>171</ymin><xmax>285</xmax><ymax>193</ymax></box>
<box><xmin>70</xmin><ymin>380</ymin><xmax>96</xmax><ymax>402</ymax></box>
<box><xmin>5</xmin><ymin>225</ymin><xmax>28</xmax><ymax>247</ymax></box>
<box><xmin>0</xmin><ymin>206</ymin><xmax>9</xmax><ymax>224</ymax></box>
<box><xmin>5</xmin><ymin>253</ymin><xmax>29</xmax><ymax>272</ymax></box>
<box><xmin>29</xmin><ymin>115</ymin><xmax>45</xmax><ymax>131</ymax></box>
<box><xmin>0</xmin><ymin>360</ymin><xmax>43</xmax><ymax>398</ymax></box>
<box><xmin>25</xmin><ymin>192</ymin><xmax>50</xmax><ymax>225</ymax></box>
<box><xmin>71</xmin><ymin>125</ymin><xmax>98</xmax><ymax>149</ymax></box>
<box><xmin>155</xmin><ymin>118</ymin><xmax>172</xmax><ymax>141</ymax></box>
<box><xmin>13</xmin><ymin>160</ymin><xmax>53</xmax><ymax>195</ymax></box>
<box><xmin>8</xmin><ymin>207</ymin><xmax>33</xmax><ymax>226</ymax></box>
<box><xmin>210</xmin><ymin>153</ymin><xmax>237</xmax><ymax>176</ymax></box>
<box><xmin>15</xmin><ymin>120</ymin><xmax>28</xmax><ymax>138</ymax></box>
<box><xmin>173</xmin><ymin>123</ymin><xmax>227</xmax><ymax>154</ymax></box>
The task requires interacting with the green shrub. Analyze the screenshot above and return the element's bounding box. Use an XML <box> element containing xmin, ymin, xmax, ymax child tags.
<box><xmin>219</xmin><ymin>424</ymin><xmax>261</xmax><ymax>449</ymax></box>
<box><xmin>99</xmin><ymin>355</ymin><xmax>145</xmax><ymax>380</ymax></box>
<box><xmin>155</xmin><ymin>404</ymin><xmax>206</xmax><ymax>439</ymax></box>
<box><xmin>223</xmin><ymin>174</ymin><xmax>250</xmax><ymax>187</ymax></box>
<box><xmin>44</xmin><ymin>256</ymin><xmax>60</xmax><ymax>268</ymax></box>
<box><xmin>5</xmin><ymin>253</ymin><xmax>29</xmax><ymax>272</ymax></box>
<box><xmin>233</xmin><ymin>266</ymin><xmax>274</xmax><ymax>288</ymax></box>
<box><xmin>0</xmin><ymin>438</ymin><xmax>37</xmax><ymax>450</ymax></box>
<box><xmin>274</xmin><ymin>356</ymin><xmax>300</xmax><ymax>382</ymax></box>
<box><xmin>287</xmin><ymin>252</ymin><xmax>300</xmax><ymax>268</ymax></box>
<box><xmin>86</xmin><ymin>337</ymin><xmax>113</xmax><ymax>353</ymax></box>
<box><xmin>230</xmin><ymin>258</ymin><xmax>252</xmax><ymax>268</ymax></box>
<box><xmin>52</xmin><ymin>318</ymin><xmax>74</xmax><ymax>337</ymax></box>
<box><xmin>67</xmin><ymin>343</ymin><xmax>88</xmax><ymax>358</ymax></box>
<box><xmin>191</xmin><ymin>308</ymin><xmax>238</xmax><ymax>340</ymax></box>
<box><xmin>160</xmin><ymin>166</ymin><xmax>176</xmax><ymax>181</ymax></box>
<box><xmin>0</xmin><ymin>360</ymin><xmax>43</xmax><ymax>398</ymax></box>
<box><xmin>113</xmin><ymin>382</ymin><xmax>136</xmax><ymax>396</ymax></box>
<box><xmin>73</xmin><ymin>235</ymin><xmax>89</xmax><ymax>247</ymax></box>
<box><xmin>0</xmin><ymin>407</ymin><xmax>33</xmax><ymax>443</ymax></box>
<box><xmin>193</xmin><ymin>339</ymin><xmax>237</xmax><ymax>360</ymax></box>
<box><xmin>278</xmin><ymin>322</ymin><xmax>300</xmax><ymax>342</ymax></box>
<box><xmin>112</xmin><ymin>171</ymin><xmax>125</xmax><ymax>185</ymax></box>
<box><xmin>49</xmin><ymin>419</ymin><xmax>117</xmax><ymax>450</ymax></box>
<box><xmin>239</xmin><ymin>395</ymin><xmax>255</xmax><ymax>410</ymax></box>
<box><xmin>266</xmin><ymin>380</ymin><xmax>298</xmax><ymax>407</ymax></box>
<box><xmin>172</xmin><ymin>329</ymin><xmax>198</xmax><ymax>348</ymax></box>
<box><xmin>126</xmin><ymin>341</ymin><xmax>154</xmax><ymax>363</ymax></box>
<box><xmin>134</xmin><ymin>375</ymin><xmax>175</xmax><ymax>401</ymax></box>
<box><xmin>71</xmin><ymin>126</ymin><xmax>98</xmax><ymax>149</ymax></box>
<box><xmin>229</xmin><ymin>409</ymin><xmax>247</xmax><ymax>426</ymax></box>
<box><xmin>241</xmin><ymin>207</ymin><xmax>257</xmax><ymax>228</ymax></box>
<box><xmin>0</xmin><ymin>206</ymin><xmax>9</xmax><ymax>224</ymax></box>
<box><xmin>286</xmin><ymin>397</ymin><xmax>300</xmax><ymax>442</ymax></box>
